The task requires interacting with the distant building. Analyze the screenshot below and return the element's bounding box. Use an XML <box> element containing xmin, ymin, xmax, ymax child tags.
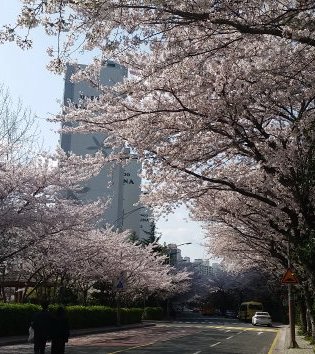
<box><xmin>194</xmin><ymin>259</ymin><xmax>203</xmax><ymax>264</ymax></box>
<box><xmin>193</xmin><ymin>259</ymin><xmax>213</xmax><ymax>276</ymax></box>
<box><xmin>61</xmin><ymin>62</ymin><xmax>149</xmax><ymax>239</ymax></box>
<box><xmin>211</xmin><ymin>262</ymin><xmax>222</xmax><ymax>275</ymax></box>
<box><xmin>167</xmin><ymin>244</ymin><xmax>183</xmax><ymax>265</ymax></box>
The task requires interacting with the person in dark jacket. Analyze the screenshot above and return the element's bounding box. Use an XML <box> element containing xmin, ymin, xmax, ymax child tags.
<box><xmin>31</xmin><ymin>301</ymin><xmax>53</xmax><ymax>354</ymax></box>
<box><xmin>51</xmin><ymin>306</ymin><xmax>70</xmax><ymax>354</ymax></box>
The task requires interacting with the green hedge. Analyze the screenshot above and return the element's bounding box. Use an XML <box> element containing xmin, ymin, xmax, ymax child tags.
<box><xmin>142</xmin><ymin>307</ymin><xmax>164</xmax><ymax>320</ymax></box>
<box><xmin>0</xmin><ymin>303</ymin><xmax>144</xmax><ymax>337</ymax></box>
<box><xmin>120</xmin><ymin>308</ymin><xmax>143</xmax><ymax>325</ymax></box>
<box><xmin>65</xmin><ymin>306</ymin><xmax>117</xmax><ymax>329</ymax></box>
<box><xmin>0</xmin><ymin>303</ymin><xmax>40</xmax><ymax>336</ymax></box>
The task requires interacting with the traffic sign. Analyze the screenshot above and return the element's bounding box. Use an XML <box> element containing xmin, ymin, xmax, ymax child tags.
<box><xmin>116</xmin><ymin>280</ymin><xmax>124</xmax><ymax>289</ymax></box>
<box><xmin>281</xmin><ymin>268</ymin><xmax>299</xmax><ymax>284</ymax></box>
<box><xmin>114</xmin><ymin>271</ymin><xmax>127</xmax><ymax>291</ymax></box>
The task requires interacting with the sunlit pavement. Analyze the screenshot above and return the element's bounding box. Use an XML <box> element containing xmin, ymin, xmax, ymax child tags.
<box><xmin>0</xmin><ymin>326</ymin><xmax>204</xmax><ymax>354</ymax></box>
<box><xmin>0</xmin><ymin>319</ymin><xmax>279</xmax><ymax>354</ymax></box>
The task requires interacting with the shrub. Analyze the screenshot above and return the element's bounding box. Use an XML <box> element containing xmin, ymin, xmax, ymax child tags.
<box><xmin>0</xmin><ymin>303</ymin><xmax>40</xmax><ymax>336</ymax></box>
<box><xmin>0</xmin><ymin>304</ymin><xmax>144</xmax><ymax>336</ymax></box>
<box><xmin>65</xmin><ymin>306</ymin><xmax>117</xmax><ymax>329</ymax></box>
<box><xmin>142</xmin><ymin>307</ymin><xmax>164</xmax><ymax>320</ymax></box>
<box><xmin>120</xmin><ymin>308</ymin><xmax>143</xmax><ymax>324</ymax></box>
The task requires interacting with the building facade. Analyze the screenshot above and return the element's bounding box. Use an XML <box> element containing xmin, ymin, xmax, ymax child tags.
<box><xmin>61</xmin><ymin>62</ymin><xmax>151</xmax><ymax>238</ymax></box>
<box><xmin>193</xmin><ymin>259</ymin><xmax>213</xmax><ymax>276</ymax></box>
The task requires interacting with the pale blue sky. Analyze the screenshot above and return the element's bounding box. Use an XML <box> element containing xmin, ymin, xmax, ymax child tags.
<box><xmin>0</xmin><ymin>1</ymin><xmax>208</xmax><ymax>261</ymax></box>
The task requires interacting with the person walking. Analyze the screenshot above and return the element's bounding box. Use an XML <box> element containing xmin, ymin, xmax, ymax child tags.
<box><xmin>31</xmin><ymin>301</ymin><xmax>52</xmax><ymax>354</ymax></box>
<box><xmin>51</xmin><ymin>306</ymin><xmax>70</xmax><ymax>354</ymax></box>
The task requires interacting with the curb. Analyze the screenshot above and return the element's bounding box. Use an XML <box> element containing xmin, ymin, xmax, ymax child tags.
<box><xmin>271</xmin><ymin>325</ymin><xmax>287</xmax><ymax>353</ymax></box>
<box><xmin>274</xmin><ymin>325</ymin><xmax>315</xmax><ymax>353</ymax></box>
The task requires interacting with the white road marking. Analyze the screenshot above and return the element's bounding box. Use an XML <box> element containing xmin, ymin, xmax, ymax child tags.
<box><xmin>210</xmin><ymin>342</ymin><xmax>221</xmax><ymax>347</ymax></box>
<box><xmin>193</xmin><ymin>351</ymin><xmax>201</xmax><ymax>354</ymax></box>
<box><xmin>226</xmin><ymin>335</ymin><xmax>234</xmax><ymax>339</ymax></box>
<box><xmin>258</xmin><ymin>332</ymin><xmax>263</xmax><ymax>335</ymax></box>
<box><xmin>225</xmin><ymin>329</ymin><xmax>231</xmax><ymax>332</ymax></box>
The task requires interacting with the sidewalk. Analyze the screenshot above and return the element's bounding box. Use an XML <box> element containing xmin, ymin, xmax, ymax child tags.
<box><xmin>273</xmin><ymin>325</ymin><xmax>314</xmax><ymax>353</ymax></box>
<box><xmin>0</xmin><ymin>322</ymin><xmax>155</xmax><ymax>347</ymax></box>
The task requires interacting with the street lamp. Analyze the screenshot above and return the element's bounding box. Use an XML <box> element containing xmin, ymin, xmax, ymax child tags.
<box><xmin>178</xmin><ymin>242</ymin><xmax>192</xmax><ymax>246</ymax></box>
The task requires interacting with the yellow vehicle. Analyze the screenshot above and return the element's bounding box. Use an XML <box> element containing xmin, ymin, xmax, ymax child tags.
<box><xmin>238</xmin><ymin>301</ymin><xmax>263</xmax><ymax>321</ymax></box>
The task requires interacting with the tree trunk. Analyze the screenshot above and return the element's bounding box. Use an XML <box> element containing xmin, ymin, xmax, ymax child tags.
<box><xmin>298</xmin><ymin>296</ymin><xmax>308</xmax><ymax>335</ymax></box>
<box><xmin>83</xmin><ymin>289</ymin><xmax>88</xmax><ymax>305</ymax></box>
<box><xmin>1</xmin><ymin>285</ymin><xmax>7</xmax><ymax>302</ymax></box>
<box><xmin>308</xmin><ymin>311</ymin><xmax>315</xmax><ymax>340</ymax></box>
<box><xmin>306</xmin><ymin>308</ymin><xmax>312</xmax><ymax>335</ymax></box>
<box><xmin>303</xmin><ymin>285</ymin><xmax>315</xmax><ymax>340</ymax></box>
<box><xmin>21</xmin><ymin>286</ymin><xmax>30</xmax><ymax>303</ymax></box>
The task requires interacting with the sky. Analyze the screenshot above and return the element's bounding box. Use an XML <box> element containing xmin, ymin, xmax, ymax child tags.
<box><xmin>0</xmin><ymin>1</ymin><xmax>209</xmax><ymax>261</ymax></box>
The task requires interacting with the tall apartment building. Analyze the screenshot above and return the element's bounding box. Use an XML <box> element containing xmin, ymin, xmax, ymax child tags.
<box><xmin>193</xmin><ymin>259</ymin><xmax>213</xmax><ymax>276</ymax></box>
<box><xmin>61</xmin><ymin>62</ymin><xmax>151</xmax><ymax>239</ymax></box>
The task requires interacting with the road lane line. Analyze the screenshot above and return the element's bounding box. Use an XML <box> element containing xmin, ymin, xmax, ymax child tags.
<box><xmin>258</xmin><ymin>332</ymin><xmax>263</xmax><ymax>335</ymax></box>
<box><xmin>204</xmin><ymin>325</ymin><xmax>277</xmax><ymax>332</ymax></box>
<box><xmin>225</xmin><ymin>329</ymin><xmax>231</xmax><ymax>332</ymax></box>
<box><xmin>158</xmin><ymin>323</ymin><xmax>278</xmax><ymax>333</ymax></box>
<box><xmin>226</xmin><ymin>335</ymin><xmax>234</xmax><ymax>339</ymax></box>
<box><xmin>210</xmin><ymin>342</ymin><xmax>221</xmax><ymax>347</ymax></box>
<box><xmin>268</xmin><ymin>329</ymin><xmax>280</xmax><ymax>354</ymax></box>
<box><xmin>108</xmin><ymin>341</ymin><xmax>156</xmax><ymax>354</ymax></box>
<box><xmin>193</xmin><ymin>351</ymin><xmax>201</xmax><ymax>354</ymax></box>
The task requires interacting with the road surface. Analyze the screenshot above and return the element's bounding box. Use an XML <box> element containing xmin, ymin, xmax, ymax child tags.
<box><xmin>0</xmin><ymin>316</ymin><xmax>279</xmax><ymax>354</ymax></box>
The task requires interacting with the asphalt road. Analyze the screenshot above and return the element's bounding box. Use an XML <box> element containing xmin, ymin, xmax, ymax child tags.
<box><xmin>0</xmin><ymin>316</ymin><xmax>279</xmax><ymax>354</ymax></box>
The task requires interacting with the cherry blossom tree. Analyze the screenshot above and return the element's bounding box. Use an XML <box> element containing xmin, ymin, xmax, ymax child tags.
<box><xmin>194</xmin><ymin>190</ymin><xmax>315</xmax><ymax>335</ymax></box>
<box><xmin>171</xmin><ymin>260</ymin><xmax>213</xmax><ymax>306</ymax></box>
<box><xmin>0</xmin><ymin>87</ymin><xmax>111</xmax><ymax>302</ymax></box>
<box><xmin>0</xmin><ymin>148</ymin><xmax>105</xmax><ymax>265</ymax></box>
<box><xmin>3</xmin><ymin>1</ymin><xmax>315</xmax><ymax>327</ymax></box>
<box><xmin>14</xmin><ymin>228</ymin><xmax>191</xmax><ymax>303</ymax></box>
<box><xmin>0</xmin><ymin>84</ymin><xmax>107</xmax><ymax>267</ymax></box>
<box><xmin>0</xmin><ymin>83</ymin><xmax>190</xmax><ymax>308</ymax></box>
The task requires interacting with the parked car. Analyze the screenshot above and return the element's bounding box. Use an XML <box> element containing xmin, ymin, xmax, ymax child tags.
<box><xmin>252</xmin><ymin>312</ymin><xmax>272</xmax><ymax>326</ymax></box>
